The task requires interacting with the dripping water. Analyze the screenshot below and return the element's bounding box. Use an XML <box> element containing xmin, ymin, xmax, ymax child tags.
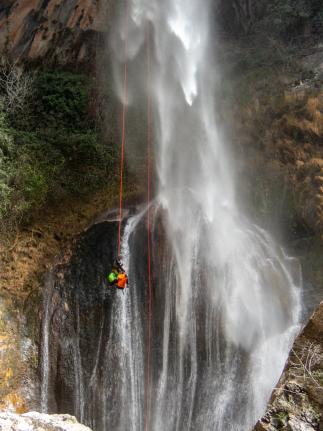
<box><xmin>40</xmin><ymin>273</ymin><xmax>54</xmax><ymax>413</ymax></box>
<box><xmin>100</xmin><ymin>214</ymin><xmax>145</xmax><ymax>431</ymax></box>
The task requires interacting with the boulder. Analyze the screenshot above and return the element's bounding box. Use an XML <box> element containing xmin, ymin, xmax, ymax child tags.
<box><xmin>0</xmin><ymin>412</ymin><xmax>92</xmax><ymax>431</ymax></box>
<box><xmin>287</xmin><ymin>415</ymin><xmax>316</xmax><ymax>431</ymax></box>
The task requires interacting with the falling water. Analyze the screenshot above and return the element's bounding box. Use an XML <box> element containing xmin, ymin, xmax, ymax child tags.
<box><xmin>74</xmin><ymin>301</ymin><xmax>85</xmax><ymax>422</ymax></box>
<box><xmin>111</xmin><ymin>0</ymin><xmax>302</xmax><ymax>430</ymax></box>
<box><xmin>40</xmin><ymin>273</ymin><xmax>54</xmax><ymax>413</ymax></box>
<box><xmin>39</xmin><ymin>1</ymin><xmax>303</xmax><ymax>429</ymax></box>
<box><xmin>100</xmin><ymin>215</ymin><xmax>145</xmax><ymax>431</ymax></box>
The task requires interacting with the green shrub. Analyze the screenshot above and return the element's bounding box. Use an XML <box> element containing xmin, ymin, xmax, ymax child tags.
<box><xmin>33</xmin><ymin>70</ymin><xmax>92</xmax><ymax>129</ymax></box>
<box><xmin>0</xmin><ymin>100</ymin><xmax>14</xmax><ymax>218</ymax></box>
<box><xmin>12</xmin><ymin>162</ymin><xmax>48</xmax><ymax>214</ymax></box>
<box><xmin>0</xmin><ymin>159</ymin><xmax>12</xmax><ymax>218</ymax></box>
<box><xmin>0</xmin><ymin>68</ymin><xmax>118</xmax><ymax>230</ymax></box>
<box><xmin>9</xmin><ymin>70</ymin><xmax>94</xmax><ymax>132</ymax></box>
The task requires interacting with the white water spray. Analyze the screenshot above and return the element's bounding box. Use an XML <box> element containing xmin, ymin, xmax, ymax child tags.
<box><xmin>101</xmin><ymin>215</ymin><xmax>145</xmax><ymax>431</ymax></box>
<box><xmin>113</xmin><ymin>0</ymin><xmax>302</xmax><ymax>430</ymax></box>
<box><xmin>40</xmin><ymin>274</ymin><xmax>54</xmax><ymax>413</ymax></box>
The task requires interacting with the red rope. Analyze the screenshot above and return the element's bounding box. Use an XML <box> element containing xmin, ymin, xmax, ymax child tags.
<box><xmin>144</xmin><ymin>20</ymin><xmax>153</xmax><ymax>431</ymax></box>
<box><xmin>117</xmin><ymin>1</ymin><xmax>130</xmax><ymax>256</ymax></box>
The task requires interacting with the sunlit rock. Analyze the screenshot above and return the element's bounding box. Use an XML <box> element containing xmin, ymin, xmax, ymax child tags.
<box><xmin>0</xmin><ymin>0</ymin><xmax>109</xmax><ymax>67</ymax></box>
<box><xmin>0</xmin><ymin>412</ymin><xmax>92</xmax><ymax>431</ymax></box>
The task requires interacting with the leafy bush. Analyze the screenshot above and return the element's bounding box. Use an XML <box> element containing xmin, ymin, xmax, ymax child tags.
<box><xmin>0</xmin><ymin>100</ymin><xmax>14</xmax><ymax>219</ymax></box>
<box><xmin>12</xmin><ymin>161</ymin><xmax>48</xmax><ymax>214</ymax></box>
<box><xmin>33</xmin><ymin>70</ymin><xmax>92</xmax><ymax>130</ymax></box>
<box><xmin>0</xmin><ymin>69</ymin><xmax>118</xmax><ymax>229</ymax></box>
<box><xmin>9</xmin><ymin>69</ymin><xmax>94</xmax><ymax>131</ymax></box>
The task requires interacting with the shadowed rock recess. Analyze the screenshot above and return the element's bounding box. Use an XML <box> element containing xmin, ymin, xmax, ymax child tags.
<box><xmin>41</xmin><ymin>218</ymin><xmax>120</xmax><ymax>414</ymax></box>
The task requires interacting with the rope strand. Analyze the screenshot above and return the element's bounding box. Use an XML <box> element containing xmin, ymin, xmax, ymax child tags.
<box><xmin>117</xmin><ymin>1</ymin><xmax>130</xmax><ymax>256</ymax></box>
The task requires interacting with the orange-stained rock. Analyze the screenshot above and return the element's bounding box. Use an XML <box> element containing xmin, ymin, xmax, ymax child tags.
<box><xmin>0</xmin><ymin>0</ymin><xmax>111</xmax><ymax>67</ymax></box>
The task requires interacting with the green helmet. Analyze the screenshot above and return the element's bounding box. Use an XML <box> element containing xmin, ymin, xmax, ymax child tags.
<box><xmin>108</xmin><ymin>272</ymin><xmax>118</xmax><ymax>283</ymax></box>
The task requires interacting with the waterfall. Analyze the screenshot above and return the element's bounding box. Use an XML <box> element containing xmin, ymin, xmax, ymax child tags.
<box><xmin>74</xmin><ymin>300</ymin><xmax>85</xmax><ymax>422</ymax></box>
<box><xmin>100</xmin><ymin>215</ymin><xmax>145</xmax><ymax>431</ymax></box>
<box><xmin>111</xmin><ymin>0</ymin><xmax>302</xmax><ymax>430</ymax></box>
<box><xmin>40</xmin><ymin>2</ymin><xmax>303</xmax><ymax>429</ymax></box>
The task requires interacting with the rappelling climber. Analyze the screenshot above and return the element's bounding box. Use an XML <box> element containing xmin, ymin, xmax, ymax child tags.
<box><xmin>116</xmin><ymin>271</ymin><xmax>128</xmax><ymax>289</ymax></box>
<box><xmin>113</xmin><ymin>257</ymin><xmax>125</xmax><ymax>273</ymax></box>
<box><xmin>107</xmin><ymin>267</ymin><xmax>118</xmax><ymax>285</ymax></box>
<box><xmin>107</xmin><ymin>258</ymin><xmax>128</xmax><ymax>290</ymax></box>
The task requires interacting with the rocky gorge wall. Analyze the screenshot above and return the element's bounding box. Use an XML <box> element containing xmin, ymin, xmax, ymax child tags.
<box><xmin>0</xmin><ymin>187</ymin><xmax>139</xmax><ymax>413</ymax></box>
<box><xmin>0</xmin><ymin>0</ymin><xmax>111</xmax><ymax>67</ymax></box>
<box><xmin>0</xmin><ymin>0</ymin><xmax>322</xmax><ymax>429</ymax></box>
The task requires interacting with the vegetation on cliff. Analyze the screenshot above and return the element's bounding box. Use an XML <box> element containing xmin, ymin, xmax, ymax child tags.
<box><xmin>0</xmin><ymin>67</ymin><xmax>117</xmax><ymax>232</ymax></box>
<box><xmin>0</xmin><ymin>64</ymin><xmax>130</xmax><ymax>412</ymax></box>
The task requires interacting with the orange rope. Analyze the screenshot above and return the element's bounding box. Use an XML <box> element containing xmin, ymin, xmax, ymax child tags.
<box><xmin>117</xmin><ymin>1</ymin><xmax>130</xmax><ymax>256</ymax></box>
<box><xmin>144</xmin><ymin>20</ymin><xmax>153</xmax><ymax>431</ymax></box>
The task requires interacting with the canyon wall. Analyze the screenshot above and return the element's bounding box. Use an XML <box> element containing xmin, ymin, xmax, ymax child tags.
<box><xmin>0</xmin><ymin>0</ymin><xmax>111</xmax><ymax>67</ymax></box>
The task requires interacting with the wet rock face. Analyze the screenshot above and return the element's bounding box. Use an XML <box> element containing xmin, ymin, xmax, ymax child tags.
<box><xmin>0</xmin><ymin>0</ymin><xmax>111</xmax><ymax>67</ymax></box>
<box><xmin>0</xmin><ymin>412</ymin><xmax>92</xmax><ymax>430</ymax></box>
<box><xmin>41</xmin><ymin>211</ymin><xmax>151</xmax><ymax>430</ymax></box>
<box><xmin>42</xmin><ymin>219</ymin><xmax>119</xmax><ymax>417</ymax></box>
<box><xmin>42</xmin><ymin>209</ymin><xmax>261</xmax><ymax>430</ymax></box>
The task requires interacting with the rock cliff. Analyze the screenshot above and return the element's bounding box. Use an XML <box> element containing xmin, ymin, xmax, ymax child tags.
<box><xmin>0</xmin><ymin>186</ymin><xmax>139</xmax><ymax>413</ymax></box>
<box><xmin>0</xmin><ymin>0</ymin><xmax>110</xmax><ymax>67</ymax></box>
